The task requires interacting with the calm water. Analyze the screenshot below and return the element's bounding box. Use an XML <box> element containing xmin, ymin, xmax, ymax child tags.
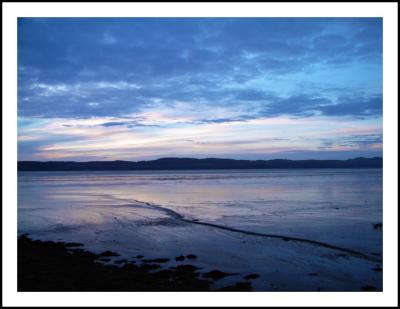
<box><xmin>18</xmin><ymin>168</ymin><xmax>383</xmax><ymax>291</ymax></box>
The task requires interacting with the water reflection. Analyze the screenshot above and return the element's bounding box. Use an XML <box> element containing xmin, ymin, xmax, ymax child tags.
<box><xmin>18</xmin><ymin>169</ymin><xmax>382</xmax><ymax>253</ymax></box>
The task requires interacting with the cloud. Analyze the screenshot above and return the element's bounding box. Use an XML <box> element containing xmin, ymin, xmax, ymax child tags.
<box><xmin>318</xmin><ymin>94</ymin><xmax>382</xmax><ymax>117</ymax></box>
<box><xmin>99</xmin><ymin>121</ymin><xmax>160</xmax><ymax>128</ymax></box>
<box><xmin>17</xmin><ymin>18</ymin><xmax>383</xmax><ymax>160</ymax></box>
<box><xmin>17</xmin><ymin>112</ymin><xmax>382</xmax><ymax>161</ymax></box>
<box><xmin>19</xmin><ymin>80</ymin><xmax>143</xmax><ymax>118</ymax></box>
<box><xmin>18</xmin><ymin>18</ymin><xmax>382</xmax><ymax>96</ymax></box>
<box><xmin>101</xmin><ymin>32</ymin><xmax>117</xmax><ymax>45</ymax></box>
<box><xmin>338</xmin><ymin>134</ymin><xmax>382</xmax><ymax>148</ymax></box>
<box><xmin>259</xmin><ymin>93</ymin><xmax>382</xmax><ymax>118</ymax></box>
<box><xmin>261</xmin><ymin>94</ymin><xmax>330</xmax><ymax>117</ymax></box>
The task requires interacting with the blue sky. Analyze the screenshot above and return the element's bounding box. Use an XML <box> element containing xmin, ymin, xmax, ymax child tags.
<box><xmin>18</xmin><ymin>18</ymin><xmax>382</xmax><ymax>161</ymax></box>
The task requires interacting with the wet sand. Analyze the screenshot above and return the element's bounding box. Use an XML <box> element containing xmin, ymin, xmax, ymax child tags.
<box><xmin>18</xmin><ymin>169</ymin><xmax>383</xmax><ymax>291</ymax></box>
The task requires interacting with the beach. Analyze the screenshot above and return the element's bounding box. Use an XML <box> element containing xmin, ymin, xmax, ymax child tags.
<box><xmin>18</xmin><ymin>169</ymin><xmax>383</xmax><ymax>291</ymax></box>
<box><xmin>18</xmin><ymin>234</ymin><xmax>253</xmax><ymax>291</ymax></box>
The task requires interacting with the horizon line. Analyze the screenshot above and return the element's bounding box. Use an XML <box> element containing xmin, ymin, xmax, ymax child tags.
<box><xmin>18</xmin><ymin>156</ymin><xmax>383</xmax><ymax>163</ymax></box>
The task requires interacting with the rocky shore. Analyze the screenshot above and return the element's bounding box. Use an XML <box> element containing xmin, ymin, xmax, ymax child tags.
<box><xmin>18</xmin><ymin>234</ymin><xmax>254</xmax><ymax>291</ymax></box>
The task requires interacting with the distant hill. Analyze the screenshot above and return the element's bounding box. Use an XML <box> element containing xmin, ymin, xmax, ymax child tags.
<box><xmin>18</xmin><ymin>157</ymin><xmax>383</xmax><ymax>171</ymax></box>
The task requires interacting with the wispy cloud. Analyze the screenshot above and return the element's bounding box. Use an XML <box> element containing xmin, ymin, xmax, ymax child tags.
<box><xmin>17</xmin><ymin>18</ymin><xmax>382</xmax><ymax>160</ymax></box>
<box><xmin>17</xmin><ymin>113</ymin><xmax>382</xmax><ymax>161</ymax></box>
<box><xmin>100</xmin><ymin>32</ymin><xmax>117</xmax><ymax>45</ymax></box>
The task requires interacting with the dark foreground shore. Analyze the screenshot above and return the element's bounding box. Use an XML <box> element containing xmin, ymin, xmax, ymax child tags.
<box><xmin>18</xmin><ymin>235</ymin><xmax>253</xmax><ymax>291</ymax></box>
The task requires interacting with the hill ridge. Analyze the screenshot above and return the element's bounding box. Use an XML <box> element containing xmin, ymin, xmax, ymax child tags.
<box><xmin>18</xmin><ymin>157</ymin><xmax>383</xmax><ymax>171</ymax></box>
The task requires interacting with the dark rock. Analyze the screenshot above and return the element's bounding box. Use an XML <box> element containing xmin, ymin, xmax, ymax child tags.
<box><xmin>136</xmin><ymin>255</ymin><xmax>144</xmax><ymax>259</ymax></box>
<box><xmin>243</xmin><ymin>273</ymin><xmax>259</xmax><ymax>280</ymax></box>
<box><xmin>202</xmin><ymin>270</ymin><xmax>231</xmax><ymax>280</ymax></box>
<box><xmin>98</xmin><ymin>250</ymin><xmax>120</xmax><ymax>257</ymax></box>
<box><xmin>98</xmin><ymin>258</ymin><xmax>111</xmax><ymax>262</ymax></box>
<box><xmin>362</xmin><ymin>285</ymin><xmax>378</xmax><ymax>291</ymax></box>
<box><xmin>186</xmin><ymin>254</ymin><xmax>197</xmax><ymax>259</ymax></box>
<box><xmin>18</xmin><ymin>236</ymin><xmax>212</xmax><ymax>291</ymax></box>
<box><xmin>175</xmin><ymin>255</ymin><xmax>185</xmax><ymax>261</ymax></box>
<box><xmin>114</xmin><ymin>259</ymin><xmax>128</xmax><ymax>264</ymax></box>
<box><xmin>143</xmin><ymin>258</ymin><xmax>170</xmax><ymax>263</ymax></box>
<box><xmin>372</xmin><ymin>223</ymin><xmax>382</xmax><ymax>230</ymax></box>
<box><xmin>218</xmin><ymin>281</ymin><xmax>252</xmax><ymax>291</ymax></box>
<box><xmin>152</xmin><ymin>269</ymin><xmax>173</xmax><ymax>280</ymax></box>
<box><xmin>122</xmin><ymin>262</ymin><xmax>138</xmax><ymax>271</ymax></box>
<box><xmin>173</xmin><ymin>264</ymin><xmax>199</xmax><ymax>273</ymax></box>
<box><xmin>64</xmin><ymin>242</ymin><xmax>84</xmax><ymax>247</ymax></box>
<box><xmin>141</xmin><ymin>263</ymin><xmax>161</xmax><ymax>271</ymax></box>
<box><xmin>168</xmin><ymin>265</ymin><xmax>201</xmax><ymax>281</ymax></box>
<box><xmin>70</xmin><ymin>249</ymin><xmax>98</xmax><ymax>260</ymax></box>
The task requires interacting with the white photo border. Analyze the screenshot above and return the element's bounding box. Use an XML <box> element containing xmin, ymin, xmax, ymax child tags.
<box><xmin>2</xmin><ymin>2</ymin><xmax>398</xmax><ymax>307</ymax></box>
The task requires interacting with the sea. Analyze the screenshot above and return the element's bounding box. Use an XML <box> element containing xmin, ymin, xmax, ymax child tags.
<box><xmin>18</xmin><ymin>168</ymin><xmax>383</xmax><ymax>291</ymax></box>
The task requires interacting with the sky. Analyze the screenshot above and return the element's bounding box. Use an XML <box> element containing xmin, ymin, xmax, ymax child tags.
<box><xmin>18</xmin><ymin>18</ymin><xmax>383</xmax><ymax>161</ymax></box>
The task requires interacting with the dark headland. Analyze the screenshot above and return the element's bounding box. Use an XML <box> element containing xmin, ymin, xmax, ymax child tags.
<box><xmin>18</xmin><ymin>157</ymin><xmax>382</xmax><ymax>171</ymax></box>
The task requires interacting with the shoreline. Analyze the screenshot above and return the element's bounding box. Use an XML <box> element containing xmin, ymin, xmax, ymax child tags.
<box><xmin>17</xmin><ymin>233</ymin><xmax>382</xmax><ymax>292</ymax></box>
<box><xmin>18</xmin><ymin>234</ymin><xmax>254</xmax><ymax>292</ymax></box>
<box><xmin>17</xmin><ymin>168</ymin><xmax>382</xmax><ymax>292</ymax></box>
